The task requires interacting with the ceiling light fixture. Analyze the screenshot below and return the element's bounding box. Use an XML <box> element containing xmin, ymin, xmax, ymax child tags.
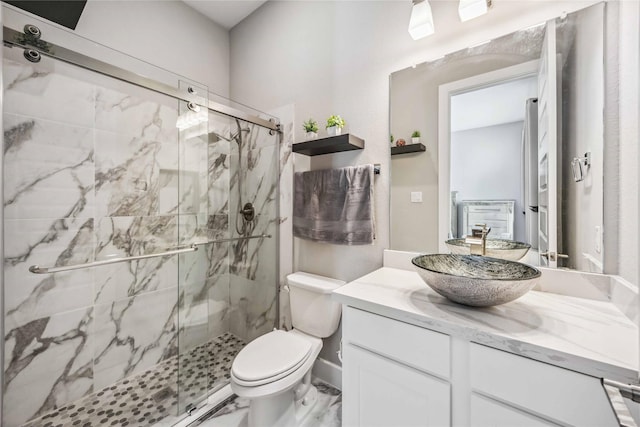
<box><xmin>458</xmin><ymin>0</ymin><xmax>491</xmax><ymax>22</ymax></box>
<box><xmin>409</xmin><ymin>0</ymin><xmax>435</xmax><ymax>40</ymax></box>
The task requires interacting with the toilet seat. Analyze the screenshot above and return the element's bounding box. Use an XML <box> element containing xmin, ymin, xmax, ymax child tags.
<box><xmin>232</xmin><ymin>330</ymin><xmax>313</xmax><ymax>387</ymax></box>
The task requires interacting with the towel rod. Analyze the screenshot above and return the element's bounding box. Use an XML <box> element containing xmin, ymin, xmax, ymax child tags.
<box><xmin>29</xmin><ymin>234</ymin><xmax>272</xmax><ymax>274</ymax></box>
<box><xmin>29</xmin><ymin>245</ymin><xmax>199</xmax><ymax>274</ymax></box>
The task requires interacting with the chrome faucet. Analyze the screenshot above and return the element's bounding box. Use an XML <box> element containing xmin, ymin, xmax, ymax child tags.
<box><xmin>465</xmin><ymin>223</ymin><xmax>492</xmax><ymax>255</ymax></box>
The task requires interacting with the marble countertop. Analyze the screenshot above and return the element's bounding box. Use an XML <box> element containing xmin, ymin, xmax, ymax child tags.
<box><xmin>333</xmin><ymin>267</ymin><xmax>638</xmax><ymax>383</ymax></box>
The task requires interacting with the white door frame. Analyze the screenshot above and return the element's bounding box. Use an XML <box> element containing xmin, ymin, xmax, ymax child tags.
<box><xmin>437</xmin><ymin>60</ymin><xmax>540</xmax><ymax>252</ymax></box>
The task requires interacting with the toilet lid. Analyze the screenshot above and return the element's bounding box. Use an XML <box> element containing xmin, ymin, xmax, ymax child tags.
<box><xmin>232</xmin><ymin>330</ymin><xmax>312</xmax><ymax>383</ymax></box>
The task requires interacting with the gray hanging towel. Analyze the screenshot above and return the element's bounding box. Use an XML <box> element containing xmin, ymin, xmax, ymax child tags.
<box><xmin>293</xmin><ymin>164</ymin><xmax>375</xmax><ymax>245</ymax></box>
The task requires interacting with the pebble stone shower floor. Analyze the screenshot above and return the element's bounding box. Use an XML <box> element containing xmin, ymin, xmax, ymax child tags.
<box><xmin>21</xmin><ymin>333</ymin><xmax>245</xmax><ymax>427</ymax></box>
<box><xmin>191</xmin><ymin>379</ymin><xmax>342</xmax><ymax>427</ymax></box>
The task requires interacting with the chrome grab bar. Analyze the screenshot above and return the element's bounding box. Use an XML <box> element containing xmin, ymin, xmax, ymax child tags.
<box><xmin>29</xmin><ymin>245</ymin><xmax>199</xmax><ymax>274</ymax></box>
<box><xmin>192</xmin><ymin>234</ymin><xmax>272</xmax><ymax>246</ymax></box>
<box><xmin>28</xmin><ymin>234</ymin><xmax>272</xmax><ymax>274</ymax></box>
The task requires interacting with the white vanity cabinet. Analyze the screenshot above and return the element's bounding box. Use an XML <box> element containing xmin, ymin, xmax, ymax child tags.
<box><xmin>344</xmin><ymin>345</ymin><xmax>450</xmax><ymax>427</ymax></box>
<box><xmin>342</xmin><ymin>305</ymin><xmax>451</xmax><ymax>427</ymax></box>
<box><xmin>468</xmin><ymin>342</ymin><xmax>618</xmax><ymax>426</ymax></box>
<box><xmin>342</xmin><ymin>306</ymin><xmax>619</xmax><ymax>427</ymax></box>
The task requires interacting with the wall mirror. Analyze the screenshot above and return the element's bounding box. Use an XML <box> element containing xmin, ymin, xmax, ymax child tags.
<box><xmin>390</xmin><ymin>2</ymin><xmax>611</xmax><ymax>273</ymax></box>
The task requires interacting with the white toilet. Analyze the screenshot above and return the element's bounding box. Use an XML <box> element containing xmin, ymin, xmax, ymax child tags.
<box><xmin>230</xmin><ymin>272</ymin><xmax>345</xmax><ymax>427</ymax></box>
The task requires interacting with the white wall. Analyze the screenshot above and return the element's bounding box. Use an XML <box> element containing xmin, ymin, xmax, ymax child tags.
<box><xmin>77</xmin><ymin>0</ymin><xmax>229</xmax><ymax>95</ymax></box>
<box><xmin>562</xmin><ymin>3</ymin><xmax>605</xmax><ymax>273</ymax></box>
<box><xmin>617</xmin><ymin>0</ymin><xmax>639</xmax><ymax>286</ymax></box>
<box><xmin>230</xmin><ymin>0</ymin><xmax>606</xmax><ymax>364</ymax></box>
<box><xmin>4</xmin><ymin>0</ymin><xmax>229</xmax><ymax>95</ymax></box>
<box><xmin>231</xmin><ymin>0</ymin><xmax>601</xmax><ymax>270</ymax></box>
<box><xmin>451</xmin><ymin>122</ymin><xmax>525</xmax><ymax>241</ymax></box>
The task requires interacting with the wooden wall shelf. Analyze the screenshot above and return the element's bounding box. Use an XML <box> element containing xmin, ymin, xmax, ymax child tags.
<box><xmin>391</xmin><ymin>143</ymin><xmax>426</xmax><ymax>155</ymax></box>
<box><xmin>293</xmin><ymin>133</ymin><xmax>364</xmax><ymax>156</ymax></box>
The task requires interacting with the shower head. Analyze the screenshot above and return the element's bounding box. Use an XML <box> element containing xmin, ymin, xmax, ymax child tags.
<box><xmin>230</xmin><ymin>127</ymin><xmax>250</xmax><ymax>144</ymax></box>
<box><xmin>208</xmin><ymin>131</ymin><xmax>230</xmax><ymax>143</ymax></box>
<box><xmin>208</xmin><ymin>126</ymin><xmax>250</xmax><ymax>144</ymax></box>
<box><xmin>234</xmin><ymin>127</ymin><xmax>251</xmax><ymax>136</ymax></box>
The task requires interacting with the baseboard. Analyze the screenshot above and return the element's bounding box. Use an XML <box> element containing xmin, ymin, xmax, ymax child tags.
<box><xmin>312</xmin><ymin>357</ymin><xmax>342</xmax><ymax>390</ymax></box>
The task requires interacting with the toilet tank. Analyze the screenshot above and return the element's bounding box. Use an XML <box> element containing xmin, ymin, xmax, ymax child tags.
<box><xmin>287</xmin><ymin>272</ymin><xmax>345</xmax><ymax>338</ymax></box>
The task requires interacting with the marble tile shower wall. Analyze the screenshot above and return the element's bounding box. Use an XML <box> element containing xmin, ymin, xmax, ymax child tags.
<box><xmin>219</xmin><ymin>116</ymin><xmax>280</xmax><ymax>343</ymax></box>
<box><xmin>0</xmin><ymin>49</ymin><xmax>243</xmax><ymax>426</ymax></box>
<box><xmin>271</xmin><ymin>104</ymin><xmax>294</xmax><ymax>332</ymax></box>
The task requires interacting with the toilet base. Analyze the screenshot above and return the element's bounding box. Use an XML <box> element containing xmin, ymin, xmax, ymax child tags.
<box><xmin>245</xmin><ymin>383</ymin><xmax>319</xmax><ymax>427</ymax></box>
<box><xmin>248</xmin><ymin>389</ymin><xmax>296</xmax><ymax>427</ymax></box>
<box><xmin>295</xmin><ymin>384</ymin><xmax>318</xmax><ymax>422</ymax></box>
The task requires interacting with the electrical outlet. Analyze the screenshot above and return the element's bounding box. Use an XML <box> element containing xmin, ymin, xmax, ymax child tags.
<box><xmin>411</xmin><ymin>192</ymin><xmax>423</xmax><ymax>203</ymax></box>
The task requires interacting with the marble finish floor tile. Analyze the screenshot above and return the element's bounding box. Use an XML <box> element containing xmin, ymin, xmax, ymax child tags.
<box><xmin>195</xmin><ymin>379</ymin><xmax>342</xmax><ymax>427</ymax></box>
<box><xmin>21</xmin><ymin>333</ymin><xmax>245</xmax><ymax>427</ymax></box>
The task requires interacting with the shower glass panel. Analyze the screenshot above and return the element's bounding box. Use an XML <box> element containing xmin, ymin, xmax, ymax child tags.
<box><xmin>2</xmin><ymin>7</ymin><xmax>280</xmax><ymax>427</ymax></box>
<box><xmin>174</xmin><ymin>102</ymin><xmax>281</xmax><ymax>414</ymax></box>
<box><xmin>175</xmin><ymin>81</ymin><xmax>214</xmax><ymax>415</ymax></box>
<box><xmin>2</xmin><ymin>40</ymin><xmax>184</xmax><ymax>426</ymax></box>
<box><xmin>223</xmin><ymin>111</ymin><xmax>279</xmax><ymax>345</ymax></box>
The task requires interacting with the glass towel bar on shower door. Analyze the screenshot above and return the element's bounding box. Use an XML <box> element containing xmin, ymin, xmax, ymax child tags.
<box><xmin>29</xmin><ymin>234</ymin><xmax>272</xmax><ymax>274</ymax></box>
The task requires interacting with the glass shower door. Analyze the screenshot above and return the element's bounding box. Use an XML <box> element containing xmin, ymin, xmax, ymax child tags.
<box><xmin>174</xmin><ymin>98</ymin><xmax>281</xmax><ymax>417</ymax></box>
<box><xmin>1</xmin><ymin>10</ymin><xmax>281</xmax><ymax>425</ymax></box>
<box><xmin>175</xmin><ymin>81</ymin><xmax>219</xmax><ymax>415</ymax></box>
<box><xmin>2</xmin><ymin>38</ymin><xmax>188</xmax><ymax>427</ymax></box>
<box><xmin>226</xmin><ymin>112</ymin><xmax>280</xmax><ymax>345</ymax></box>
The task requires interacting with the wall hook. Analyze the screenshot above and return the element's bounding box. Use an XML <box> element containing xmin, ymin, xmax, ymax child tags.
<box><xmin>571</xmin><ymin>152</ymin><xmax>591</xmax><ymax>182</ymax></box>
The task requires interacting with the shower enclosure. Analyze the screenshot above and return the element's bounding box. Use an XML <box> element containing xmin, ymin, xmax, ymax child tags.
<box><xmin>1</xmin><ymin>8</ymin><xmax>280</xmax><ymax>427</ymax></box>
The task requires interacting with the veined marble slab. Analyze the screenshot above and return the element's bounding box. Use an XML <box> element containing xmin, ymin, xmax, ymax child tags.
<box><xmin>333</xmin><ymin>267</ymin><xmax>638</xmax><ymax>383</ymax></box>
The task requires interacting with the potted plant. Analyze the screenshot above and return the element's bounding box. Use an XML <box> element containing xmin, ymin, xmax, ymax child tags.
<box><xmin>303</xmin><ymin>118</ymin><xmax>319</xmax><ymax>139</ymax></box>
<box><xmin>326</xmin><ymin>115</ymin><xmax>346</xmax><ymax>136</ymax></box>
<box><xmin>411</xmin><ymin>130</ymin><xmax>421</xmax><ymax>145</ymax></box>
<box><xmin>390</xmin><ymin>134</ymin><xmax>394</xmax><ymax>146</ymax></box>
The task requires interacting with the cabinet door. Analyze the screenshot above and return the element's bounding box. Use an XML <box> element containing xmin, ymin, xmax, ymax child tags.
<box><xmin>470</xmin><ymin>343</ymin><xmax>619</xmax><ymax>426</ymax></box>
<box><xmin>343</xmin><ymin>343</ymin><xmax>450</xmax><ymax>427</ymax></box>
<box><xmin>471</xmin><ymin>393</ymin><xmax>559</xmax><ymax>427</ymax></box>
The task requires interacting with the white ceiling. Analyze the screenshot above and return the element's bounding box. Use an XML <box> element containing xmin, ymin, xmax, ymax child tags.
<box><xmin>183</xmin><ymin>0</ymin><xmax>267</xmax><ymax>30</ymax></box>
<box><xmin>451</xmin><ymin>76</ymin><xmax>538</xmax><ymax>133</ymax></box>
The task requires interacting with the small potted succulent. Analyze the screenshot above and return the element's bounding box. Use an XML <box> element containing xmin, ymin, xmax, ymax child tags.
<box><xmin>326</xmin><ymin>115</ymin><xmax>346</xmax><ymax>136</ymax></box>
<box><xmin>303</xmin><ymin>118</ymin><xmax>319</xmax><ymax>139</ymax></box>
<box><xmin>411</xmin><ymin>130</ymin><xmax>421</xmax><ymax>145</ymax></box>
